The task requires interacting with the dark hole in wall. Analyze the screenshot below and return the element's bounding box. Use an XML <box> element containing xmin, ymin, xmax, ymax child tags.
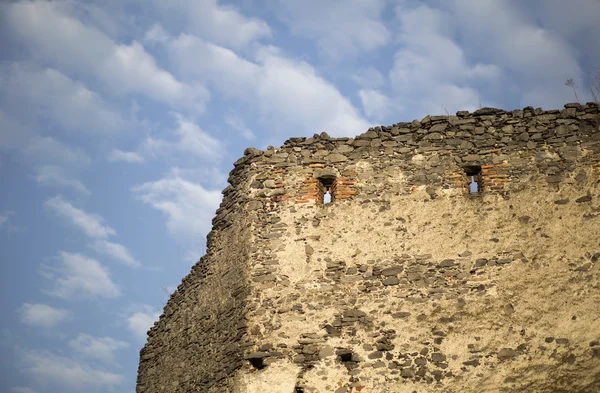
<box><xmin>338</xmin><ymin>351</ymin><xmax>353</xmax><ymax>363</ymax></box>
<box><xmin>295</xmin><ymin>386</ymin><xmax>305</xmax><ymax>393</ymax></box>
<box><xmin>317</xmin><ymin>175</ymin><xmax>336</xmax><ymax>204</ymax></box>
<box><xmin>248</xmin><ymin>357</ymin><xmax>266</xmax><ymax>370</ymax></box>
<box><xmin>464</xmin><ymin>165</ymin><xmax>482</xmax><ymax>193</ymax></box>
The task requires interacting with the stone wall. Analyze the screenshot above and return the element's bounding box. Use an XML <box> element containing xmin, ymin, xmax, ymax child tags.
<box><xmin>137</xmin><ymin>103</ymin><xmax>600</xmax><ymax>393</ymax></box>
<box><xmin>136</xmin><ymin>161</ymin><xmax>255</xmax><ymax>392</ymax></box>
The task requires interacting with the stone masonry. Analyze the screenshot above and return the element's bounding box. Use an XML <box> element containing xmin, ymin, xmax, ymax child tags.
<box><xmin>137</xmin><ymin>103</ymin><xmax>600</xmax><ymax>393</ymax></box>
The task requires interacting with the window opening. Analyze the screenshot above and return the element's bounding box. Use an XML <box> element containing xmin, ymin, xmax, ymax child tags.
<box><xmin>464</xmin><ymin>166</ymin><xmax>482</xmax><ymax>193</ymax></box>
<box><xmin>248</xmin><ymin>357</ymin><xmax>266</xmax><ymax>370</ymax></box>
<box><xmin>469</xmin><ymin>176</ymin><xmax>478</xmax><ymax>192</ymax></box>
<box><xmin>317</xmin><ymin>175</ymin><xmax>336</xmax><ymax>204</ymax></box>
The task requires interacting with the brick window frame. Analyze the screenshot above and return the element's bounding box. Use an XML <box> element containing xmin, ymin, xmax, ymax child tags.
<box><xmin>317</xmin><ymin>175</ymin><xmax>336</xmax><ymax>204</ymax></box>
<box><xmin>464</xmin><ymin>165</ymin><xmax>482</xmax><ymax>193</ymax></box>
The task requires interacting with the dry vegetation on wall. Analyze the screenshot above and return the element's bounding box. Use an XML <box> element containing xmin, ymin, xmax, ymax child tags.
<box><xmin>138</xmin><ymin>103</ymin><xmax>600</xmax><ymax>393</ymax></box>
<box><xmin>566</xmin><ymin>65</ymin><xmax>600</xmax><ymax>104</ymax></box>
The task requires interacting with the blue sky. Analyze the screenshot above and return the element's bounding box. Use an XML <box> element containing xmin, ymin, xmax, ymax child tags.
<box><xmin>0</xmin><ymin>1</ymin><xmax>599</xmax><ymax>392</ymax></box>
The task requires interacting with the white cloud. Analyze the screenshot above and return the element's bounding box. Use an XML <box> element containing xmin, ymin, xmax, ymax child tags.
<box><xmin>20</xmin><ymin>136</ymin><xmax>91</xmax><ymax>194</ymax></box>
<box><xmin>168</xmin><ymin>33</ymin><xmax>259</xmax><ymax>99</ymax></box>
<box><xmin>44</xmin><ymin>196</ymin><xmax>116</xmax><ymax>239</ymax></box>
<box><xmin>142</xmin><ymin>114</ymin><xmax>224</xmax><ymax>160</ymax></box>
<box><xmin>3</xmin><ymin>1</ymin><xmax>208</xmax><ymax>112</ymax></box>
<box><xmin>386</xmin><ymin>3</ymin><xmax>501</xmax><ymax>118</ymax></box>
<box><xmin>127</xmin><ymin>308</ymin><xmax>161</xmax><ymax>342</ymax></box>
<box><xmin>0</xmin><ymin>109</ymin><xmax>35</xmax><ymax>150</ymax></box>
<box><xmin>359</xmin><ymin>89</ymin><xmax>394</xmax><ymax>120</ymax></box>
<box><xmin>23</xmin><ymin>137</ymin><xmax>90</xmax><ymax>167</ymax></box>
<box><xmin>132</xmin><ymin>175</ymin><xmax>222</xmax><ymax>243</ymax></box>
<box><xmin>10</xmin><ymin>388</ymin><xmax>38</xmax><ymax>393</ymax></box>
<box><xmin>92</xmin><ymin>240</ymin><xmax>141</xmax><ymax>268</ymax></box>
<box><xmin>164</xmin><ymin>166</ymin><xmax>227</xmax><ymax>189</ymax></box>
<box><xmin>0</xmin><ymin>211</ymin><xmax>17</xmax><ymax>233</ymax></box>
<box><xmin>20</xmin><ymin>350</ymin><xmax>124</xmax><ymax>391</ymax></box>
<box><xmin>18</xmin><ymin>303</ymin><xmax>68</xmax><ymax>328</ymax></box>
<box><xmin>225</xmin><ymin>114</ymin><xmax>255</xmax><ymax>140</ymax></box>
<box><xmin>41</xmin><ymin>252</ymin><xmax>121</xmax><ymax>300</ymax></box>
<box><xmin>151</xmin><ymin>0</ymin><xmax>271</xmax><ymax>48</ymax></box>
<box><xmin>162</xmin><ymin>31</ymin><xmax>370</xmax><ymax>138</ymax></box>
<box><xmin>276</xmin><ymin>0</ymin><xmax>390</xmax><ymax>60</ymax></box>
<box><xmin>2</xmin><ymin>63</ymin><xmax>124</xmax><ymax>134</ymax></box>
<box><xmin>446</xmin><ymin>0</ymin><xmax>580</xmax><ymax>79</ymax></box>
<box><xmin>530</xmin><ymin>0</ymin><xmax>600</xmax><ymax>62</ymax></box>
<box><xmin>440</xmin><ymin>0</ymin><xmax>589</xmax><ymax>107</ymax></box>
<box><xmin>33</xmin><ymin>165</ymin><xmax>91</xmax><ymax>195</ymax></box>
<box><xmin>105</xmin><ymin>42</ymin><xmax>208</xmax><ymax>112</ymax></box>
<box><xmin>143</xmin><ymin>23</ymin><xmax>170</xmax><ymax>44</ymax></box>
<box><xmin>351</xmin><ymin>67</ymin><xmax>386</xmax><ymax>89</ymax></box>
<box><xmin>108</xmin><ymin>149</ymin><xmax>144</xmax><ymax>163</ymax></box>
<box><xmin>68</xmin><ymin>334</ymin><xmax>129</xmax><ymax>363</ymax></box>
<box><xmin>254</xmin><ymin>48</ymin><xmax>372</xmax><ymax>137</ymax></box>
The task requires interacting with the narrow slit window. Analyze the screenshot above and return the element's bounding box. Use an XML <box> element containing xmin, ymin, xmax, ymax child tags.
<box><xmin>464</xmin><ymin>166</ymin><xmax>482</xmax><ymax>193</ymax></box>
<box><xmin>317</xmin><ymin>175</ymin><xmax>336</xmax><ymax>204</ymax></box>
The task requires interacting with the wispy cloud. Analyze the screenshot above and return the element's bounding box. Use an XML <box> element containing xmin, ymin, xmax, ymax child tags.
<box><xmin>225</xmin><ymin>114</ymin><xmax>255</xmax><ymax>140</ymax></box>
<box><xmin>149</xmin><ymin>0</ymin><xmax>271</xmax><ymax>48</ymax></box>
<box><xmin>44</xmin><ymin>196</ymin><xmax>116</xmax><ymax>239</ymax></box>
<box><xmin>387</xmin><ymin>3</ymin><xmax>501</xmax><ymax>118</ymax></box>
<box><xmin>44</xmin><ymin>197</ymin><xmax>142</xmax><ymax>268</ymax></box>
<box><xmin>0</xmin><ymin>211</ymin><xmax>19</xmax><ymax>233</ymax></box>
<box><xmin>23</xmin><ymin>136</ymin><xmax>91</xmax><ymax>167</ymax></box>
<box><xmin>19</xmin><ymin>349</ymin><xmax>124</xmax><ymax>392</ymax></box>
<box><xmin>127</xmin><ymin>307</ymin><xmax>161</xmax><ymax>342</ymax></box>
<box><xmin>1</xmin><ymin>62</ymin><xmax>125</xmax><ymax>135</ymax></box>
<box><xmin>22</xmin><ymin>137</ymin><xmax>92</xmax><ymax>194</ymax></box>
<box><xmin>3</xmin><ymin>0</ymin><xmax>208</xmax><ymax>113</ymax></box>
<box><xmin>0</xmin><ymin>109</ymin><xmax>34</xmax><ymax>150</ymax></box>
<box><xmin>144</xmin><ymin>23</ymin><xmax>170</xmax><ymax>44</ymax></box>
<box><xmin>132</xmin><ymin>174</ymin><xmax>222</xmax><ymax>244</ymax></box>
<box><xmin>254</xmin><ymin>47</ymin><xmax>372</xmax><ymax>137</ymax></box>
<box><xmin>165</xmin><ymin>33</ymin><xmax>371</xmax><ymax>138</ymax></box>
<box><xmin>10</xmin><ymin>387</ymin><xmax>39</xmax><ymax>393</ymax></box>
<box><xmin>41</xmin><ymin>252</ymin><xmax>121</xmax><ymax>300</ymax></box>
<box><xmin>442</xmin><ymin>0</ymin><xmax>589</xmax><ymax>107</ymax></box>
<box><xmin>33</xmin><ymin>166</ymin><xmax>91</xmax><ymax>195</ymax></box>
<box><xmin>68</xmin><ymin>334</ymin><xmax>129</xmax><ymax>364</ymax></box>
<box><xmin>142</xmin><ymin>113</ymin><xmax>223</xmax><ymax>160</ymax></box>
<box><xmin>108</xmin><ymin>149</ymin><xmax>144</xmax><ymax>163</ymax></box>
<box><xmin>275</xmin><ymin>0</ymin><xmax>390</xmax><ymax>60</ymax></box>
<box><xmin>92</xmin><ymin>240</ymin><xmax>141</xmax><ymax>268</ymax></box>
<box><xmin>167</xmin><ymin>32</ymin><xmax>259</xmax><ymax>98</ymax></box>
<box><xmin>351</xmin><ymin>66</ymin><xmax>386</xmax><ymax>89</ymax></box>
<box><xmin>359</xmin><ymin>88</ymin><xmax>394</xmax><ymax>121</ymax></box>
<box><xmin>18</xmin><ymin>303</ymin><xmax>68</xmax><ymax>329</ymax></box>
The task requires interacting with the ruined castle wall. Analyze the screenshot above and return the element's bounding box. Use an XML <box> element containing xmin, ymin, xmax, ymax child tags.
<box><xmin>138</xmin><ymin>103</ymin><xmax>600</xmax><ymax>393</ymax></box>
<box><xmin>136</xmin><ymin>162</ymin><xmax>256</xmax><ymax>393</ymax></box>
